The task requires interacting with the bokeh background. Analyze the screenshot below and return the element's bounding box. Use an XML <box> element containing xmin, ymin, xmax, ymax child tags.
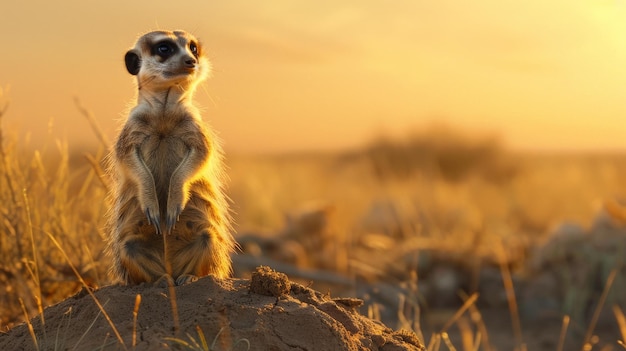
<box><xmin>2</xmin><ymin>0</ymin><xmax>626</xmax><ymax>153</ymax></box>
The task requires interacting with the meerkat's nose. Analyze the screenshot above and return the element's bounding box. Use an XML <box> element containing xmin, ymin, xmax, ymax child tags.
<box><xmin>184</xmin><ymin>56</ymin><xmax>197</xmax><ymax>68</ymax></box>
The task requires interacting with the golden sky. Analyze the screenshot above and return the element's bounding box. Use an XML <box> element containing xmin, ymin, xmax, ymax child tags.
<box><xmin>1</xmin><ymin>1</ymin><xmax>625</xmax><ymax>153</ymax></box>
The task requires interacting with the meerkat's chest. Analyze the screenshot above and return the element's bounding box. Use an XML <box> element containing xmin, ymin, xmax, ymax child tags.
<box><xmin>117</xmin><ymin>108</ymin><xmax>208</xmax><ymax>185</ymax></box>
<box><xmin>141</xmin><ymin>124</ymin><xmax>190</xmax><ymax>164</ymax></box>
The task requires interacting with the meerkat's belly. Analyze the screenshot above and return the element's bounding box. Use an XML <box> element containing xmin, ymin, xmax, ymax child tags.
<box><xmin>142</xmin><ymin>133</ymin><xmax>188</xmax><ymax>205</ymax></box>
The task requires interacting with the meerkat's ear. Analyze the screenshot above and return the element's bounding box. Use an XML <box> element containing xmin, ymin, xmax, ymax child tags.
<box><xmin>124</xmin><ymin>50</ymin><xmax>141</xmax><ymax>75</ymax></box>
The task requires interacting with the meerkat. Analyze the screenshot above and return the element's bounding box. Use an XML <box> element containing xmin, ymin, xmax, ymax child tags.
<box><xmin>107</xmin><ymin>30</ymin><xmax>236</xmax><ymax>286</ymax></box>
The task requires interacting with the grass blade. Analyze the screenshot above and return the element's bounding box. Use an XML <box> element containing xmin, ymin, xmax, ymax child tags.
<box><xmin>440</xmin><ymin>293</ymin><xmax>478</xmax><ymax>333</ymax></box>
<box><xmin>582</xmin><ymin>269</ymin><xmax>618</xmax><ymax>350</ymax></box>
<box><xmin>557</xmin><ymin>315</ymin><xmax>570</xmax><ymax>351</ymax></box>
<box><xmin>19</xmin><ymin>298</ymin><xmax>38</xmax><ymax>350</ymax></box>
<box><xmin>614</xmin><ymin>305</ymin><xmax>626</xmax><ymax>348</ymax></box>
<box><xmin>132</xmin><ymin>294</ymin><xmax>141</xmax><ymax>348</ymax></box>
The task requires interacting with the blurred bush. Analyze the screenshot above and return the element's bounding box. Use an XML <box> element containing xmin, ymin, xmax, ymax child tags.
<box><xmin>348</xmin><ymin>124</ymin><xmax>517</xmax><ymax>183</ymax></box>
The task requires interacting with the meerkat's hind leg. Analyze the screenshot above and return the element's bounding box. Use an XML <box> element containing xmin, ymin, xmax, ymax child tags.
<box><xmin>170</xmin><ymin>225</ymin><xmax>232</xmax><ymax>280</ymax></box>
<box><xmin>119</xmin><ymin>234</ymin><xmax>167</xmax><ymax>283</ymax></box>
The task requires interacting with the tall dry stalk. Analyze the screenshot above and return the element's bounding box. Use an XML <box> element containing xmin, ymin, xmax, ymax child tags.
<box><xmin>614</xmin><ymin>306</ymin><xmax>626</xmax><ymax>349</ymax></box>
<box><xmin>132</xmin><ymin>294</ymin><xmax>141</xmax><ymax>348</ymax></box>
<box><xmin>440</xmin><ymin>293</ymin><xmax>478</xmax><ymax>334</ymax></box>
<box><xmin>581</xmin><ymin>269</ymin><xmax>618</xmax><ymax>351</ymax></box>
<box><xmin>18</xmin><ymin>298</ymin><xmax>38</xmax><ymax>350</ymax></box>
<box><xmin>22</xmin><ymin>189</ymin><xmax>46</xmax><ymax>344</ymax></box>
<box><xmin>496</xmin><ymin>242</ymin><xmax>525</xmax><ymax>351</ymax></box>
<box><xmin>557</xmin><ymin>315</ymin><xmax>570</xmax><ymax>351</ymax></box>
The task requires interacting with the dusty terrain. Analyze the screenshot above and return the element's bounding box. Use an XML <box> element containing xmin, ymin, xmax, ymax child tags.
<box><xmin>0</xmin><ymin>266</ymin><xmax>424</xmax><ymax>351</ymax></box>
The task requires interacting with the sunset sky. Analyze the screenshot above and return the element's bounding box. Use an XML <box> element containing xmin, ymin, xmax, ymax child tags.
<box><xmin>1</xmin><ymin>1</ymin><xmax>626</xmax><ymax>153</ymax></box>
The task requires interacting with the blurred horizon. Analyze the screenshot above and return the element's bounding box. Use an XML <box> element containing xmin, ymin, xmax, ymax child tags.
<box><xmin>1</xmin><ymin>1</ymin><xmax>626</xmax><ymax>154</ymax></box>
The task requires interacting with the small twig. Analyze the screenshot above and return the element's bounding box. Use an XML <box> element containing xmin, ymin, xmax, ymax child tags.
<box><xmin>132</xmin><ymin>294</ymin><xmax>141</xmax><ymax>348</ymax></box>
<box><xmin>557</xmin><ymin>315</ymin><xmax>570</xmax><ymax>351</ymax></box>
<box><xmin>441</xmin><ymin>332</ymin><xmax>457</xmax><ymax>351</ymax></box>
<box><xmin>461</xmin><ymin>290</ymin><xmax>494</xmax><ymax>351</ymax></box>
<box><xmin>582</xmin><ymin>269</ymin><xmax>618</xmax><ymax>350</ymax></box>
<box><xmin>440</xmin><ymin>293</ymin><xmax>478</xmax><ymax>333</ymax></box>
<box><xmin>497</xmin><ymin>242</ymin><xmax>525</xmax><ymax>351</ymax></box>
<box><xmin>614</xmin><ymin>305</ymin><xmax>626</xmax><ymax>348</ymax></box>
<box><xmin>19</xmin><ymin>298</ymin><xmax>38</xmax><ymax>350</ymax></box>
<box><xmin>426</xmin><ymin>333</ymin><xmax>441</xmax><ymax>351</ymax></box>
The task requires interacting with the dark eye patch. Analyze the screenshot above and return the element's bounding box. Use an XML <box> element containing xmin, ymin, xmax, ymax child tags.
<box><xmin>151</xmin><ymin>40</ymin><xmax>178</xmax><ymax>59</ymax></box>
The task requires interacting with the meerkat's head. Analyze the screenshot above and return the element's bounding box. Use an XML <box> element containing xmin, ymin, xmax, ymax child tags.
<box><xmin>125</xmin><ymin>30</ymin><xmax>210</xmax><ymax>95</ymax></box>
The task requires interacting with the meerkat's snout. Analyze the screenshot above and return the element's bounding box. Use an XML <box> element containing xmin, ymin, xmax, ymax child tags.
<box><xmin>184</xmin><ymin>56</ymin><xmax>197</xmax><ymax>68</ymax></box>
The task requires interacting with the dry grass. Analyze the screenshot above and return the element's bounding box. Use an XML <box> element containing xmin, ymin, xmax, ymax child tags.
<box><xmin>0</xmin><ymin>100</ymin><xmax>109</xmax><ymax>329</ymax></box>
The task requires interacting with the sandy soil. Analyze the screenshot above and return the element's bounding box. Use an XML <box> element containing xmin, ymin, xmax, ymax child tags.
<box><xmin>0</xmin><ymin>266</ymin><xmax>424</xmax><ymax>351</ymax></box>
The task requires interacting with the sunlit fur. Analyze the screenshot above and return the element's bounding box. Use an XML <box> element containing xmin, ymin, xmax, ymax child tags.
<box><xmin>106</xmin><ymin>30</ymin><xmax>235</xmax><ymax>285</ymax></box>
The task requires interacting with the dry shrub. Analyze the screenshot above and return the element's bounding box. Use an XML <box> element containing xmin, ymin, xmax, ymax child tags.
<box><xmin>355</xmin><ymin>125</ymin><xmax>517</xmax><ymax>183</ymax></box>
<box><xmin>0</xmin><ymin>100</ymin><xmax>109</xmax><ymax>328</ymax></box>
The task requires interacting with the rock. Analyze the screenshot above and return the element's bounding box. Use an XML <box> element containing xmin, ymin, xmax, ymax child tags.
<box><xmin>249</xmin><ymin>265</ymin><xmax>291</xmax><ymax>297</ymax></box>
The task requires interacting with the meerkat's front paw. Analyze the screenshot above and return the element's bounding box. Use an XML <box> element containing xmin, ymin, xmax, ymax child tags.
<box><xmin>165</xmin><ymin>188</ymin><xmax>186</xmax><ymax>234</ymax></box>
<box><xmin>139</xmin><ymin>193</ymin><xmax>162</xmax><ymax>234</ymax></box>
<box><xmin>165</xmin><ymin>202</ymin><xmax>183</xmax><ymax>234</ymax></box>
<box><xmin>145</xmin><ymin>207</ymin><xmax>162</xmax><ymax>234</ymax></box>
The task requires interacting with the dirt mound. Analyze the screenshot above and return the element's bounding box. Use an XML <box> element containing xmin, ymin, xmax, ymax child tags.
<box><xmin>0</xmin><ymin>266</ymin><xmax>424</xmax><ymax>350</ymax></box>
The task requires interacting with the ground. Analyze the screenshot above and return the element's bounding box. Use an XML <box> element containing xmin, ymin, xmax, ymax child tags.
<box><xmin>0</xmin><ymin>266</ymin><xmax>424</xmax><ymax>351</ymax></box>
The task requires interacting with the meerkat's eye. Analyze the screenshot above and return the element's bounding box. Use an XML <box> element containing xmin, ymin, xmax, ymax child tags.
<box><xmin>158</xmin><ymin>44</ymin><xmax>172</xmax><ymax>54</ymax></box>
<box><xmin>152</xmin><ymin>41</ymin><xmax>177</xmax><ymax>59</ymax></box>
<box><xmin>190</xmin><ymin>42</ymin><xmax>198</xmax><ymax>57</ymax></box>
